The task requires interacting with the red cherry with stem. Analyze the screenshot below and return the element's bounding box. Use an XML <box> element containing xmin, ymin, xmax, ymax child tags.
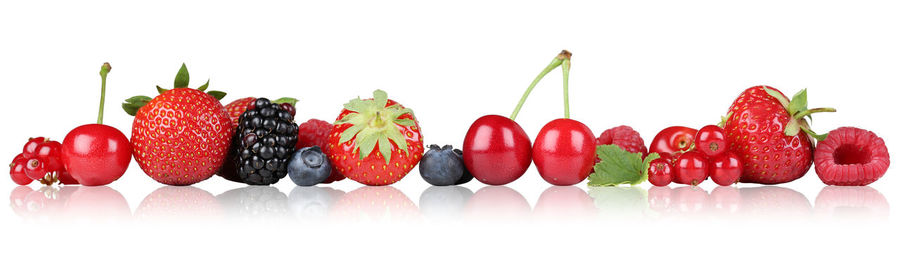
<box><xmin>463</xmin><ymin>115</ymin><xmax>532</xmax><ymax>185</ymax></box>
<box><xmin>534</xmin><ymin>118</ymin><xmax>596</xmax><ymax>186</ymax></box>
<box><xmin>62</xmin><ymin>63</ymin><xmax>133</xmax><ymax>186</ymax></box>
<box><xmin>649</xmin><ymin>126</ymin><xmax>697</xmax><ymax>156</ymax></box>
<box><xmin>673</xmin><ymin>151</ymin><xmax>709</xmax><ymax>185</ymax></box>
<box><xmin>648</xmin><ymin>158</ymin><xmax>673</xmax><ymax>186</ymax></box>
<box><xmin>710</xmin><ymin>152</ymin><xmax>742</xmax><ymax>186</ymax></box>
<box><xmin>22</xmin><ymin>137</ymin><xmax>48</xmax><ymax>158</ymax></box>
<box><xmin>695</xmin><ymin>125</ymin><xmax>728</xmax><ymax>157</ymax></box>
<box><xmin>10</xmin><ymin>154</ymin><xmax>32</xmax><ymax>185</ymax></box>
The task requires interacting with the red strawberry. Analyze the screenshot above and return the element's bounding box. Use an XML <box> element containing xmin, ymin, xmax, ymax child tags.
<box><xmin>723</xmin><ymin>86</ymin><xmax>834</xmax><ymax>184</ymax></box>
<box><xmin>325</xmin><ymin>90</ymin><xmax>424</xmax><ymax>186</ymax></box>
<box><xmin>297</xmin><ymin>119</ymin><xmax>345</xmax><ymax>183</ymax></box>
<box><xmin>123</xmin><ymin>64</ymin><xmax>233</xmax><ymax>186</ymax></box>
<box><xmin>224</xmin><ymin>97</ymin><xmax>256</xmax><ymax>129</ymax></box>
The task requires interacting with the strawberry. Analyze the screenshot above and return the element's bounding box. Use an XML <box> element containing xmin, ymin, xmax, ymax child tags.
<box><xmin>325</xmin><ymin>90</ymin><xmax>424</xmax><ymax>186</ymax></box>
<box><xmin>224</xmin><ymin>97</ymin><xmax>256</xmax><ymax>129</ymax></box>
<box><xmin>722</xmin><ymin>86</ymin><xmax>834</xmax><ymax>184</ymax></box>
<box><xmin>123</xmin><ymin>63</ymin><xmax>233</xmax><ymax>186</ymax></box>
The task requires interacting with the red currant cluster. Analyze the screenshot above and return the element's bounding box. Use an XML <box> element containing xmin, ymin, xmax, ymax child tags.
<box><xmin>648</xmin><ymin>125</ymin><xmax>743</xmax><ymax>186</ymax></box>
<box><xmin>9</xmin><ymin>137</ymin><xmax>78</xmax><ymax>186</ymax></box>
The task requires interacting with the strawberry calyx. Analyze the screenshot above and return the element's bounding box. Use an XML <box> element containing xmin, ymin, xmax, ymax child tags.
<box><xmin>761</xmin><ymin>86</ymin><xmax>836</xmax><ymax>141</ymax></box>
<box><xmin>335</xmin><ymin>89</ymin><xmax>416</xmax><ymax>165</ymax></box>
<box><xmin>122</xmin><ymin>63</ymin><xmax>227</xmax><ymax>116</ymax></box>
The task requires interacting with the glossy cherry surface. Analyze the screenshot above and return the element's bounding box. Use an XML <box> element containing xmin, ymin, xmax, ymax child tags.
<box><xmin>62</xmin><ymin>124</ymin><xmax>132</xmax><ymax>186</ymax></box>
<box><xmin>533</xmin><ymin>118</ymin><xmax>596</xmax><ymax>186</ymax></box>
<box><xmin>649</xmin><ymin>126</ymin><xmax>697</xmax><ymax>156</ymax></box>
<box><xmin>710</xmin><ymin>152</ymin><xmax>743</xmax><ymax>186</ymax></box>
<box><xmin>463</xmin><ymin>115</ymin><xmax>532</xmax><ymax>185</ymax></box>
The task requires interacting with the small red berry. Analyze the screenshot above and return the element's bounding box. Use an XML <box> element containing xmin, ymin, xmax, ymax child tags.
<box><xmin>695</xmin><ymin>125</ymin><xmax>728</xmax><ymax>157</ymax></box>
<box><xmin>22</xmin><ymin>137</ymin><xmax>48</xmax><ymax>158</ymax></box>
<box><xmin>34</xmin><ymin>141</ymin><xmax>64</xmax><ymax>172</ymax></box>
<box><xmin>648</xmin><ymin>158</ymin><xmax>673</xmax><ymax>186</ymax></box>
<box><xmin>673</xmin><ymin>151</ymin><xmax>709</xmax><ymax>185</ymax></box>
<box><xmin>710</xmin><ymin>152</ymin><xmax>743</xmax><ymax>186</ymax></box>
<box><xmin>814</xmin><ymin>127</ymin><xmax>890</xmax><ymax>186</ymax></box>
<box><xmin>9</xmin><ymin>154</ymin><xmax>32</xmax><ymax>185</ymax></box>
<box><xmin>24</xmin><ymin>158</ymin><xmax>48</xmax><ymax>181</ymax></box>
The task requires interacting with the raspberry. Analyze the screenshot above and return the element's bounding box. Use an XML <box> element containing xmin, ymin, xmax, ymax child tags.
<box><xmin>595</xmin><ymin>125</ymin><xmax>647</xmax><ymax>160</ymax></box>
<box><xmin>296</xmin><ymin>119</ymin><xmax>345</xmax><ymax>183</ymax></box>
<box><xmin>814</xmin><ymin>127</ymin><xmax>889</xmax><ymax>186</ymax></box>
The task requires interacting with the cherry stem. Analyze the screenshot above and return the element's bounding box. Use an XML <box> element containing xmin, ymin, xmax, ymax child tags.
<box><xmin>510</xmin><ymin>50</ymin><xmax>570</xmax><ymax>121</ymax></box>
<box><xmin>561</xmin><ymin>54</ymin><xmax>571</xmax><ymax>119</ymax></box>
<box><xmin>97</xmin><ymin>63</ymin><xmax>111</xmax><ymax>124</ymax></box>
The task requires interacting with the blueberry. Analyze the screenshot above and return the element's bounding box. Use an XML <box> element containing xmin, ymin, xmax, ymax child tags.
<box><xmin>419</xmin><ymin>144</ymin><xmax>470</xmax><ymax>186</ymax></box>
<box><xmin>287</xmin><ymin>146</ymin><xmax>332</xmax><ymax>186</ymax></box>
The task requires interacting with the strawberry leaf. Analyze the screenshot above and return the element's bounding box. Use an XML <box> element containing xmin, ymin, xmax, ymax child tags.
<box><xmin>156</xmin><ymin>85</ymin><xmax>169</xmax><ymax>94</ymax></box>
<box><xmin>336</xmin><ymin>90</ymin><xmax>416</xmax><ymax>164</ymax></box>
<box><xmin>272</xmin><ymin>97</ymin><xmax>299</xmax><ymax>106</ymax></box>
<box><xmin>207</xmin><ymin>90</ymin><xmax>227</xmax><ymax>101</ymax></box>
<box><xmin>787</xmin><ymin>88</ymin><xmax>808</xmax><ymax>116</ymax></box>
<box><xmin>122</xmin><ymin>95</ymin><xmax>152</xmax><ymax>116</ymax></box>
<box><xmin>763</xmin><ymin>86</ymin><xmax>790</xmax><ymax>109</ymax></box>
<box><xmin>197</xmin><ymin>79</ymin><xmax>209</xmax><ymax>92</ymax></box>
<box><xmin>588</xmin><ymin>145</ymin><xmax>659</xmax><ymax>186</ymax></box>
<box><xmin>174</xmin><ymin>63</ymin><xmax>190</xmax><ymax>88</ymax></box>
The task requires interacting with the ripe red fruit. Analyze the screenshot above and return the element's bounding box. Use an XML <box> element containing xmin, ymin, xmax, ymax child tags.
<box><xmin>34</xmin><ymin>141</ymin><xmax>64</xmax><ymax>173</ymax></box>
<box><xmin>695</xmin><ymin>125</ymin><xmax>728</xmax><ymax>157</ymax></box>
<box><xmin>124</xmin><ymin>64</ymin><xmax>232</xmax><ymax>185</ymax></box>
<box><xmin>24</xmin><ymin>158</ymin><xmax>48</xmax><ymax>181</ymax></box>
<box><xmin>224</xmin><ymin>97</ymin><xmax>257</xmax><ymax>129</ymax></box>
<box><xmin>649</xmin><ymin>126</ymin><xmax>697</xmax><ymax>156</ymax></box>
<box><xmin>648</xmin><ymin>158</ymin><xmax>673</xmax><ymax>186</ymax></box>
<box><xmin>22</xmin><ymin>137</ymin><xmax>47</xmax><ymax>159</ymax></box>
<box><xmin>297</xmin><ymin>119</ymin><xmax>344</xmax><ymax>183</ymax></box>
<box><xmin>325</xmin><ymin>90</ymin><xmax>424</xmax><ymax>186</ymax></box>
<box><xmin>9</xmin><ymin>154</ymin><xmax>32</xmax><ymax>185</ymax></box>
<box><xmin>814</xmin><ymin>127</ymin><xmax>890</xmax><ymax>186</ymax></box>
<box><xmin>595</xmin><ymin>125</ymin><xmax>647</xmax><ymax>159</ymax></box>
<box><xmin>533</xmin><ymin>118</ymin><xmax>596</xmax><ymax>186</ymax></box>
<box><xmin>710</xmin><ymin>152</ymin><xmax>743</xmax><ymax>186</ymax></box>
<box><xmin>673</xmin><ymin>151</ymin><xmax>709</xmax><ymax>185</ymax></box>
<box><xmin>63</xmin><ymin>124</ymin><xmax>132</xmax><ymax>186</ymax></box>
<box><xmin>463</xmin><ymin>115</ymin><xmax>532</xmax><ymax>185</ymax></box>
<box><xmin>724</xmin><ymin>86</ymin><xmax>834</xmax><ymax>184</ymax></box>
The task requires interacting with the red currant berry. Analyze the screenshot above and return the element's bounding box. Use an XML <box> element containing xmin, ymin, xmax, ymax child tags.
<box><xmin>10</xmin><ymin>154</ymin><xmax>32</xmax><ymax>185</ymax></box>
<box><xmin>648</xmin><ymin>158</ymin><xmax>673</xmax><ymax>186</ymax></box>
<box><xmin>695</xmin><ymin>125</ymin><xmax>728</xmax><ymax>157</ymax></box>
<box><xmin>710</xmin><ymin>152</ymin><xmax>742</xmax><ymax>186</ymax></box>
<box><xmin>22</xmin><ymin>137</ymin><xmax>48</xmax><ymax>158</ymax></box>
<box><xmin>24</xmin><ymin>158</ymin><xmax>49</xmax><ymax>181</ymax></box>
<box><xmin>34</xmin><ymin>141</ymin><xmax>64</xmax><ymax>172</ymax></box>
<box><xmin>673</xmin><ymin>151</ymin><xmax>709</xmax><ymax>185</ymax></box>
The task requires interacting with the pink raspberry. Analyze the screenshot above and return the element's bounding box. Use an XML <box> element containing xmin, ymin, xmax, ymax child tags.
<box><xmin>814</xmin><ymin>127</ymin><xmax>889</xmax><ymax>186</ymax></box>
<box><xmin>595</xmin><ymin>125</ymin><xmax>648</xmax><ymax>162</ymax></box>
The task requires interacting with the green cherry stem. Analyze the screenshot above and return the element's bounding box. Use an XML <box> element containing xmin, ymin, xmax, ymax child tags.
<box><xmin>510</xmin><ymin>50</ymin><xmax>570</xmax><ymax>121</ymax></box>
<box><xmin>97</xmin><ymin>62</ymin><xmax>111</xmax><ymax>124</ymax></box>
<box><xmin>560</xmin><ymin>53</ymin><xmax>571</xmax><ymax>119</ymax></box>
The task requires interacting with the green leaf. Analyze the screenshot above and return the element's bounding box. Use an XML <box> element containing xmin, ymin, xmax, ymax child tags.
<box><xmin>377</xmin><ymin>136</ymin><xmax>393</xmax><ymax>164</ymax></box>
<box><xmin>156</xmin><ymin>85</ymin><xmax>169</xmax><ymax>94</ymax></box>
<box><xmin>587</xmin><ymin>145</ymin><xmax>652</xmax><ymax>186</ymax></box>
<box><xmin>762</xmin><ymin>86</ymin><xmax>790</xmax><ymax>109</ymax></box>
<box><xmin>356</xmin><ymin>128</ymin><xmax>379</xmax><ymax>159</ymax></box>
<box><xmin>343</xmin><ymin>97</ymin><xmax>369</xmax><ymax>113</ymax></box>
<box><xmin>122</xmin><ymin>95</ymin><xmax>152</xmax><ymax>116</ymax></box>
<box><xmin>384</xmin><ymin>126</ymin><xmax>408</xmax><ymax>153</ymax></box>
<box><xmin>373</xmin><ymin>89</ymin><xmax>388</xmax><ymax>108</ymax></box>
<box><xmin>784</xmin><ymin>118</ymin><xmax>801</xmax><ymax>136</ymax></box>
<box><xmin>335</xmin><ymin>112</ymin><xmax>360</xmax><ymax>125</ymax></box>
<box><xmin>339</xmin><ymin>124</ymin><xmax>364</xmax><ymax>144</ymax></box>
<box><xmin>174</xmin><ymin>63</ymin><xmax>190</xmax><ymax>88</ymax></box>
<box><xmin>207</xmin><ymin>90</ymin><xmax>226</xmax><ymax>101</ymax></box>
<box><xmin>787</xmin><ymin>88</ymin><xmax>808</xmax><ymax>116</ymax></box>
<box><xmin>197</xmin><ymin>79</ymin><xmax>209</xmax><ymax>92</ymax></box>
<box><xmin>394</xmin><ymin>118</ymin><xmax>416</xmax><ymax>127</ymax></box>
<box><xmin>272</xmin><ymin>97</ymin><xmax>299</xmax><ymax>106</ymax></box>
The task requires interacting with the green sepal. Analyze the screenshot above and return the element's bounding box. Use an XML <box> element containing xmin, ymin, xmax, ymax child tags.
<box><xmin>197</xmin><ymin>80</ymin><xmax>209</xmax><ymax>92</ymax></box>
<box><xmin>122</xmin><ymin>95</ymin><xmax>153</xmax><ymax>116</ymax></box>
<box><xmin>335</xmin><ymin>90</ymin><xmax>417</xmax><ymax>164</ymax></box>
<box><xmin>272</xmin><ymin>97</ymin><xmax>299</xmax><ymax>106</ymax></box>
<box><xmin>156</xmin><ymin>85</ymin><xmax>169</xmax><ymax>94</ymax></box>
<box><xmin>207</xmin><ymin>91</ymin><xmax>227</xmax><ymax>101</ymax></box>
<box><xmin>787</xmin><ymin>88</ymin><xmax>808</xmax><ymax>116</ymax></box>
<box><xmin>763</xmin><ymin>86</ymin><xmax>790</xmax><ymax>109</ymax></box>
<box><xmin>174</xmin><ymin>63</ymin><xmax>190</xmax><ymax>88</ymax></box>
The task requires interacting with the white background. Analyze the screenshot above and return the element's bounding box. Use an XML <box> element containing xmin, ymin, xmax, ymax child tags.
<box><xmin>1</xmin><ymin>0</ymin><xmax>898</xmax><ymax>254</ymax></box>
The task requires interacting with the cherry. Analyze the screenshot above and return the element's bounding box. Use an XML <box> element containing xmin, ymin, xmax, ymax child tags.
<box><xmin>710</xmin><ymin>152</ymin><xmax>743</xmax><ymax>186</ymax></box>
<box><xmin>647</xmin><ymin>158</ymin><xmax>673</xmax><ymax>186</ymax></box>
<box><xmin>22</xmin><ymin>137</ymin><xmax>47</xmax><ymax>158</ymax></box>
<box><xmin>695</xmin><ymin>125</ymin><xmax>728</xmax><ymax>157</ymax></box>
<box><xmin>673</xmin><ymin>151</ymin><xmax>709</xmax><ymax>185</ymax></box>
<box><xmin>62</xmin><ymin>63</ymin><xmax>133</xmax><ymax>186</ymax></box>
<box><xmin>463</xmin><ymin>115</ymin><xmax>532</xmax><ymax>185</ymax></box>
<box><xmin>9</xmin><ymin>154</ymin><xmax>32</xmax><ymax>185</ymax></box>
<box><xmin>649</xmin><ymin>126</ymin><xmax>697</xmax><ymax>156</ymax></box>
<box><xmin>533</xmin><ymin>118</ymin><xmax>596</xmax><ymax>186</ymax></box>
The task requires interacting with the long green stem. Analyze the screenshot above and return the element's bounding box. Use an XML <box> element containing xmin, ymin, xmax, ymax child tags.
<box><xmin>510</xmin><ymin>51</ymin><xmax>570</xmax><ymax>120</ymax></box>
<box><xmin>561</xmin><ymin>57</ymin><xmax>571</xmax><ymax>119</ymax></box>
<box><xmin>98</xmin><ymin>62</ymin><xmax>111</xmax><ymax>124</ymax></box>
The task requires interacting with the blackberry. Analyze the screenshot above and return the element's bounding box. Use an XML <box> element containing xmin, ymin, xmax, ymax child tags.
<box><xmin>230</xmin><ymin>98</ymin><xmax>299</xmax><ymax>185</ymax></box>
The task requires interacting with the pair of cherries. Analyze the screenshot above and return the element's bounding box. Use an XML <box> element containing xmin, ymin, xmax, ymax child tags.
<box><xmin>463</xmin><ymin>51</ymin><xmax>595</xmax><ymax>186</ymax></box>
